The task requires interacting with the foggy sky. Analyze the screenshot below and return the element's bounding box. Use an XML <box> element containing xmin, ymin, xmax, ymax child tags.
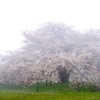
<box><xmin>0</xmin><ymin>0</ymin><xmax>100</xmax><ymax>55</ymax></box>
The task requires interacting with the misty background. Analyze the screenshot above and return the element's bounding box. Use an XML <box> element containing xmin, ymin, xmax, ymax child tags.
<box><xmin>1</xmin><ymin>0</ymin><xmax>100</xmax><ymax>92</ymax></box>
<box><xmin>0</xmin><ymin>0</ymin><xmax>100</xmax><ymax>55</ymax></box>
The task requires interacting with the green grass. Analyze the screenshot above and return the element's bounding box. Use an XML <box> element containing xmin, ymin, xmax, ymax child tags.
<box><xmin>0</xmin><ymin>83</ymin><xmax>70</xmax><ymax>93</ymax></box>
<box><xmin>0</xmin><ymin>83</ymin><xmax>100</xmax><ymax>100</ymax></box>
<box><xmin>0</xmin><ymin>90</ymin><xmax>100</xmax><ymax>100</ymax></box>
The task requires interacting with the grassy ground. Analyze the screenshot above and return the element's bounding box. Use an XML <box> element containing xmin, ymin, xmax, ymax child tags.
<box><xmin>0</xmin><ymin>90</ymin><xmax>100</xmax><ymax>100</ymax></box>
<box><xmin>0</xmin><ymin>83</ymin><xmax>100</xmax><ymax>100</ymax></box>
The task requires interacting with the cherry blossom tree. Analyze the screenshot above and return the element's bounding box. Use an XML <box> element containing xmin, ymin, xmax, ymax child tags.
<box><xmin>0</xmin><ymin>22</ymin><xmax>100</xmax><ymax>89</ymax></box>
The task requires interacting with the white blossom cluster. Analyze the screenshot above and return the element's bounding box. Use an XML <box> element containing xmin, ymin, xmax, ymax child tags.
<box><xmin>0</xmin><ymin>22</ymin><xmax>100</xmax><ymax>88</ymax></box>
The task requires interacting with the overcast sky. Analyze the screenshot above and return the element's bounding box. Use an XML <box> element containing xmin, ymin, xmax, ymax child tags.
<box><xmin>0</xmin><ymin>0</ymin><xmax>100</xmax><ymax>55</ymax></box>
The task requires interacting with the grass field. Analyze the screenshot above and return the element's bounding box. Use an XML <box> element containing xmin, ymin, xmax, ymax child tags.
<box><xmin>0</xmin><ymin>90</ymin><xmax>100</xmax><ymax>100</ymax></box>
<box><xmin>0</xmin><ymin>83</ymin><xmax>100</xmax><ymax>100</ymax></box>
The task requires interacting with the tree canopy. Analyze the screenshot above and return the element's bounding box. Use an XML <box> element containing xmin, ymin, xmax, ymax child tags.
<box><xmin>0</xmin><ymin>22</ymin><xmax>100</xmax><ymax>87</ymax></box>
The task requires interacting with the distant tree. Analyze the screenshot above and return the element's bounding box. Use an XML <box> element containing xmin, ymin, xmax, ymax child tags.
<box><xmin>0</xmin><ymin>22</ymin><xmax>100</xmax><ymax>87</ymax></box>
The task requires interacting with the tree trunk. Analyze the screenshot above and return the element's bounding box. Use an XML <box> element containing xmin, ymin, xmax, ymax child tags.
<box><xmin>50</xmin><ymin>81</ymin><xmax>52</xmax><ymax>86</ymax></box>
<box><xmin>36</xmin><ymin>82</ymin><xmax>39</xmax><ymax>92</ymax></box>
<box><xmin>46</xmin><ymin>80</ymin><xmax>48</xmax><ymax>86</ymax></box>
